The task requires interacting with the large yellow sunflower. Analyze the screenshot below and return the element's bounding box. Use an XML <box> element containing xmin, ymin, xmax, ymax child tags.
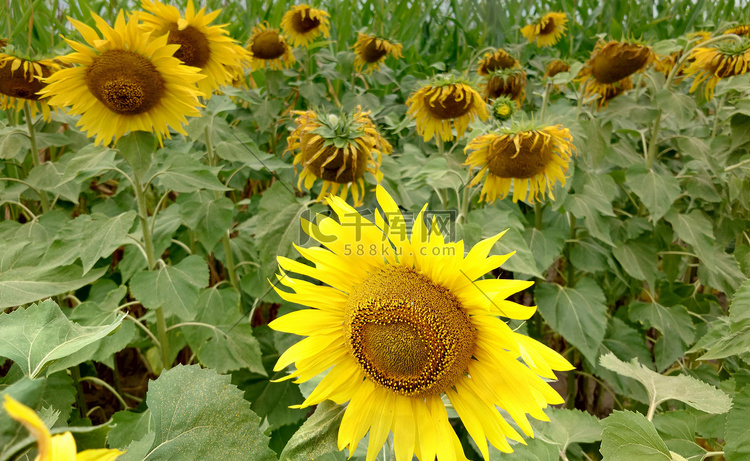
<box><xmin>287</xmin><ymin>106</ymin><xmax>391</xmax><ymax>206</ymax></box>
<box><xmin>3</xmin><ymin>395</ymin><xmax>124</xmax><ymax>460</ymax></box>
<box><xmin>0</xmin><ymin>53</ymin><xmax>59</xmax><ymax>121</ymax></box>
<box><xmin>137</xmin><ymin>0</ymin><xmax>249</xmax><ymax>95</ymax></box>
<box><xmin>269</xmin><ymin>186</ymin><xmax>572</xmax><ymax>461</ymax></box>
<box><xmin>521</xmin><ymin>12</ymin><xmax>568</xmax><ymax>47</ymax></box>
<box><xmin>406</xmin><ymin>75</ymin><xmax>489</xmax><ymax>142</ymax></box>
<box><xmin>464</xmin><ymin>124</ymin><xmax>576</xmax><ymax>203</ymax></box>
<box><xmin>483</xmin><ymin>67</ymin><xmax>527</xmax><ymax>107</ymax></box>
<box><xmin>281</xmin><ymin>4</ymin><xmax>331</xmax><ymax>48</ymax></box>
<box><xmin>352</xmin><ymin>32</ymin><xmax>403</xmax><ymax>74</ymax></box>
<box><xmin>477</xmin><ymin>48</ymin><xmax>518</xmax><ymax>76</ymax></box>
<box><xmin>576</xmin><ymin>40</ymin><xmax>654</xmax><ymax>107</ymax></box>
<box><xmin>684</xmin><ymin>37</ymin><xmax>750</xmax><ymax>99</ymax></box>
<box><xmin>39</xmin><ymin>11</ymin><xmax>204</xmax><ymax>145</ymax></box>
<box><xmin>246</xmin><ymin>22</ymin><xmax>296</xmax><ymax>71</ymax></box>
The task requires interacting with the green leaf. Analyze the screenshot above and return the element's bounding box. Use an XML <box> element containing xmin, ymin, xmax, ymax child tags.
<box><xmin>154</xmin><ymin>155</ymin><xmax>229</xmax><ymax>193</ymax></box>
<box><xmin>600</xmin><ymin>411</ymin><xmax>671</xmax><ymax>461</ymax></box>
<box><xmin>128</xmin><ymin>365</ymin><xmax>276</xmax><ymax>460</ymax></box>
<box><xmin>525</xmin><ymin>226</ymin><xmax>566</xmax><ymax>275</ymax></box>
<box><xmin>130</xmin><ymin>255</ymin><xmax>209</xmax><ymax>320</ymax></box>
<box><xmin>107</xmin><ymin>410</ymin><xmax>152</xmax><ymax>450</ymax></box>
<box><xmin>725</xmin><ymin>385</ymin><xmax>750</xmax><ymax>461</ymax></box>
<box><xmin>116</xmin><ymin>131</ymin><xmax>156</xmax><ymax>181</ymax></box>
<box><xmin>612</xmin><ymin>238</ymin><xmax>658</xmax><ymax>288</ymax></box>
<box><xmin>493</xmin><ymin>227</ymin><xmax>542</xmax><ymax>278</ymax></box>
<box><xmin>0</xmin><ymin>264</ymin><xmax>108</xmax><ymax>309</ymax></box>
<box><xmin>628</xmin><ymin>301</ymin><xmax>695</xmax><ymax>371</ymax></box>
<box><xmin>59</xmin><ymin>144</ymin><xmax>118</xmax><ymax>187</ymax></box>
<box><xmin>537</xmin><ymin>408</ymin><xmax>602</xmax><ymax>454</ymax></box>
<box><xmin>565</xmin><ymin>187</ymin><xmax>615</xmax><ymax>245</ymax></box>
<box><xmin>0</xmin><ymin>299</ymin><xmax>126</xmax><ymax>378</ymax></box>
<box><xmin>177</xmin><ymin>191</ymin><xmax>234</xmax><ymax>252</ymax></box>
<box><xmin>654</xmin><ymin>410</ymin><xmax>697</xmax><ymax>442</ymax></box>
<box><xmin>279</xmin><ymin>400</ymin><xmax>346</xmax><ymax>461</ymax></box>
<box><xmin>695</xmin><ymin>279</ymin><xmax>750</xmax><ymax>360</ymax></box>
<box><xmin>599</xmin><ymin>353</ymin><xmax>732</xmax><ymax>414</ymax></box>
<box><xmin>625</xmin><ymin>165</ymin><xmax>681</xmax><ymax>223</ymax></box>
<box><xmin>697</xmin><ymin>249</ymin><xmax>745</xmax><ymax>295</ymax></box>
<box><xmin>535</xmin><ymin>278</ymin><xmax>608</xmax><ymax>365</ymax></box>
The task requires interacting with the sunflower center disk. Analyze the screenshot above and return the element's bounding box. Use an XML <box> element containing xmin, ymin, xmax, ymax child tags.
<box><xmin>590</xmin><ymin>44</ymin><xmax>650</xmax><ymax>84</ymax></box>
<box><xmin>251</xmin><ymin>31</ymin><xmax>287</xmax><ymax>60</ymax></box>
<box><xmin>487</xmin><ymin>132</ymin><xmax>554</xmax><ymax>179</ymax></box>
<box><xmin>302</xmin><ymin>135</ymin><xmax>369</xmax><ymax>183</ymax></box>
<box><xmin>86</xmin><ymin>50</ymin><xmax>165</xmax><ymax>115</ymax></box>
<box><xmin>0</xmin><ymin>62</ymin><xmax>48</xmax><ymax>100</ymax></box>
<box><xmin>486</xmin><ymin>73</ymin><xmax>525</xmax><ymax>100</ymax></box>
<box><xmin>540</xmin><ymin>18</ymin><xmax>556</xmax><ymax>35</ymax></box>
<box><xmin>362</xmin><ymin>39</ymin><xmax>388</xmax><ymax>63</ymax></box>
<box><xmin>168</xmin><ymin>24</ymin><xmax>211</xmax><ymax>68</ymax></box>
<box><xmin>292</xmin><ymin>11</ymin><xmax>321</xmax><ymax>33</ymax></box>
<box><xmin>482</xmin><ymin>54</ymin><xmax>515</xmax><ymax>73</ymax></box>
<box><xmin>423</xmin><ymin>87</ymin><xmax>473</xmax><ymax>119</ymax></box>
<box><xmin>345</xmin><ymin>265</ymin><xmax>476</xmax><ymax>397</ymax></box>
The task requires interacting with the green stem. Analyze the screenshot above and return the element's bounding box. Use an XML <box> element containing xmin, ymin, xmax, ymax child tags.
<box><xmin>23</xmin><ymin>102</ymin><xmax>49</xmax><ymax>213</ymax></box>
<box><xmin>566</xmin><ymin>214</ymin><xmax>577</xmax><ymax>287</ymax></box>
<box><xmin>539</xmin><ymin>81</ymin><xmax>552</xmax><ymax>123</ymax></box>
<box><xmin>534</xmin><ymin>202</ymin><xmax>543</xmax><ymax>230</ymax></box>
<box><xmin>458</xmin><ymin>186</ymin><xmax>470</xmax><ymax>224</ymax></box>
<box><xmin>645</xmin><ymin>108</ymin><xmax>662</xmax><ymax>170</ymax></box>
<box><xmin>711</xmin><ymin>94</ymin><xmax>726</xmax><ymax>139</ymax></box>
<box><xmin>70</xmin><ymin>365</ymin><xmax>88</xmax><ymax>419</ymax></box>
<box><xmin>566</xmin><ymin>350</ymin><xmax>577</xmax><ymax>409</ymax></box>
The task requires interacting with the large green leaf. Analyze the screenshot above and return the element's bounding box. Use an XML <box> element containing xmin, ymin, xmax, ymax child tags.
<box><xmin>177</xmin><ymin>191</ymin><xmax>234</xmax><ymax>252</ymax></box>
<box><xmin>725</xmin><ymin>385</ymin><xmax>750</xmax><ymax>461</ymax></box>
<box><xmin>535</xmin><ymin>278</ymin><xmax>608</xmax><ymax>365</ymax></box>
<box><xmin>693</xmin><ymin>279</ymin><xmax>750</xmax><ymax>360</ymax></box>
<box><xmin>0</xmin><ymin>264</ymin><xmax>108</xmax><ymax>309</ymax></box>
<box><xmin>116</xmin><ymin>131</ymin><xmax>156</xmax><ymax>181</ymax></box>
<box><xmin>628</xmin><ymin>301</ymin><xmax>695</xmax><ymax>371</ymax></box>
<box><xmin>612</xmin><ymin>239</ymin><xmax>658</xmax><ymax>288</ymax></box>
<box><xmin>279</xmin><ymin>400</ymin><xmax>345</xmax><ymax>461</ymax></box>
<box><xmin>0</xmin><ymin>299</ymin><xmax>125</xmax><ymax>378</ymax></box>
<box><xmin>565</xmin><ymin>185</ymin><xmax>615</xmax><ymax>246</ymax></box>
<box><xmin>624</xmin><ymin>164</ymin><xmax>681</xmax><ymax>223</ymax></box>
<box><xmin>153</xmin><ymin>155</ymin><xmax>229</xmax><ymax>193</ymax></box>
<box><xmin>130</xmin><ymin>255</ymin><xmax>209</xmax><ymax>320</ymax></box>
<box><xmin>107</xmin><ymin>410</ymin><xmax>152</xmax><ymax>450</ymax></box>
<box><xmin>122</xmin><ymin>365</ymin><xmax>276</xmax><ymax>461</ymax></box>
<box><xmin>600</xmin><ymin>411</ymin><xmax>671</xmax><ymax>461</ymax></box>
<box><xmin>536</xmin><ymin>408</ymin><xmax>602</xmax><ymax>455</ymax></box>
<box><xmin>599</xmin><ymin>353</ymin><xmax>732</xmax><ymax>414</ymax></box>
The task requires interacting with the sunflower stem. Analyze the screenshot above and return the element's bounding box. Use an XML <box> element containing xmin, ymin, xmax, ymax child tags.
<box><xmin>70</xmin><ymin>365</ymin><xmax>89</xmax><ymax>419</ymax></box>
<box><xmin>23</xmin><ymin>102</ymin><xmax>50</xmax><ymax>213</ymax></box>
<box><xmin>539</xmin><ymin>81</ymin><xmax>552</xmax><ymax>123</ymax></box>
<box><xmin>711</xmin><ymin>94</ymin><xmax>726</xmax><ymax>139</ymax></box>
<box><xmin>534</xmin><ymin>202</ymin><xmax>543</xmax><ymax>230</ymax></box>
<box><xmin>565</xmin><ymin>349</ymin><xmax>577</xmax><ymax>409</ymax></box>
<box><xmin>459</xmin><ymin>185</ymin><xmax>471</xmax><ymax>224</ymax></box>
<box><xmin>565</xmin><ymin>213</ymin><xmax>576</xmax><ymax>287</ymax></box>
<box><xmin>645</xmin><ymin>109</ymin><xmax>662</xmax><ymax>170</ymax></box>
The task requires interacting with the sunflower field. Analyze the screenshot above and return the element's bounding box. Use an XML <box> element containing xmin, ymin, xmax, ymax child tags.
<box><xmin>2</xmin><ymin>0</ymin><xmax>750</xmax><ymax>459</ymax></box>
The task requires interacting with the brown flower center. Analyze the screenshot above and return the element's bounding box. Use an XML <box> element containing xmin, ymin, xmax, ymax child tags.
<box><xmin>487</xmin><ymin>131</ymin><xmax>555</xmax><ymax>179</ymax></box>
<box><xmin>345</xmin><ymin>265</ymin><xmax>475</xmax><ymax>397</ymax></box>
<box><xmin>423</xmin><ymin>85</ymin><xmax>473</xmax><ymax>119</ymax></box>
<box><xmin>546</xmin><ymin>60</ymin><xmax>570</xmax><ymax>78</ymax></box>
<box><xmin>0</xmin><ymin>59</ymin><xmax>50</xmax><ymax>101</ymax></box>
<box><xmin>361</xmin><ymin>38</ymin><xmax>388</xmax><ymax>63</ymax></box>
<box><xmin>167</xmin><ymin>24</ymin><xmax>211</xmax><ymax>68</ymax></box>
<box><xmin>479</xmin><ymin>51</ymin><xmax>516</xmax><ymax>75</ymax></box>
<box><xmin>292</xmin><ymin>10</ymin><xmax>321</xmax><ymax>33</ymax></box>
<box><xmin>251</xmin><ymin>30</ymin><xmax>287</xmax><ymax>60</ymax></box>
<box><xmin>302</xmin><ymin>134</ymin><xmax>369</xmax><ymax>183</ymax></box>
<box><xmin>485</xmin><ymin>72</ymin><xmax>526</xmax><ymax>100</ymax></box>
<box><xmin>590</xmin><ymin>43</ymin><xmax>651</xmax><ymax>84</ymax></box>
<box><xmin>540</xmin><ymin>17</ymin><xmax>556</xmax><ymax>35</ymax></box>
<box><xmin>86</xmin><ymin>50</ymin><xmax>165</xmax><ymax>115</ymax></box>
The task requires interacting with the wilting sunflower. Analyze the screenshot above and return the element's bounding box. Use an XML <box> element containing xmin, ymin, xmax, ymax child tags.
<box><xmin>464</xmin><ymin>123</ymin><xmax>576</xmax><ymax>203</ymax></box>
<box><xmin>577</xmin><ymin>40</ymin><xmax>654</xmax><ymax>107</ymax></box>
<box><xmin>3</xmin><ymin>395</ymin><xmax>124</xmax><ymax>460</ymax></box>
<box><xmin>281</xmin><ymin>4</ymin><xmax>331</xmax><ymax>48</ymax></box>
<box><xmin>684</xmin><ymin>37</ymin><xmax>750</xmax><ymax>99</ymax></box>
<box><xmin>725</xmin><ymin>25</ymin><xmax>750</xmax><ymax>37</ymax></box>
<box><xmin>483</xmin><ymin>67</ymin><xmax>527</xmax><ymax>107</ymax></box>
<box><xmin>491</xmin><ymin>96</ymin><xmax>516</xmax><ymax>122</ymax></box>
<box><xmin>654</xmin><ymin>31</ymin><xmax>712</xmax><ymax>79</ymax></box>
<box><xmin>477</xmin><ymin>48</ymin><xmax>518</xmax><ymax>76</ymax></box>
<box><xmin>270</xmin><ymin>186</ymin><xmax>572</xmax><ymax>460</ymax></box>
<box><xmin>521</xmin><ymin>12</ymin><xmax>568</xmax><ymax>47</ymax></box>
<box><xmin>406</xmin><ymin>75</ymin><xmax>489</xmax><ymax>142</ymax></box>
<box><xmin>287</xmin><ymin>106</ymin><xmax>391</xmax><ymax>206</ymax></box>
<box><xmin>39</xmin><ymin>12</ymin><xmax>204</xmax><ymax>145</ymax></box>
<box><xmin>246</xmin><ymin>22</ymin><xmax>296</xmax><ymax>71</ymax></box>
<box><xmin>352</xmin><ymin>32</ymin><xmax>403</xmax><ymax>74</ymax></box>
<box><xmin>137</xmin><ymin>0</ymin><xmax>249</xmax><ymax>95</ymax></box>
<box><xmin>0</xmin><ymin>53</ymin><xmax>59</xmax><ymax>121</ymax></box>
<box><xmin>544</xmin><ymin>59</ymin><xmax>570</xmax><ymax>79</ymax></box>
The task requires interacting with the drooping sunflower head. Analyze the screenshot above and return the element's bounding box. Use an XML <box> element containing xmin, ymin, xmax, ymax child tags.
<box><xmin>576</xmin><ymin>40</ymin><xmax>654</xmax><ymax>105</ymax></box>
<box><xmin>521</xmin><ymin>12</ymin><xmax>569</xmax><ymax>47</ymax></box>
<box><xmin>0</xmin><ymin>52</ymin><xmax>59</xmax><ymax>121</ymax></box>
<box><xmin>137</xmin><ymin>0</ymin><xmax>249</xmax><ymax>95</ymax></box>
<box><xmin>287</xmin><ymin>106</ymin><xmax>392</xmax><ymax>206</ymax></box>
<box><xmin>654</xmin><ymin>31</ymin><xmax>712</xmax><ymax>78</ymax></box>
<box><xmin>725</xmin><ymin>24</ymin><xmax>750</xmax><ymax>37</ymax></box>
<box><xmin>38</xmin><ymin>11</ymin><xmax>204</xmax><ymax>145</ymax></box>
<box><xmin>406</xmin><ymin>74</ymin><xmax>489</xmax><ymax>142</ymax></box>
<box><xmin>269</xmin><ymin>185</ymin><xmax>573</xmax><ymax>461</ymax></box>
<box><xmin>352</xmin><ymin>32</ymin><xmax>403</xmax><ymax>74</ymax></box>
<box><xmin>684</xmin><ymin>37</ymin><xmax>750</xmax><ymax>99</ymax></box>
<box><xmin>544</xmin><ymin>59</ymin><xmax>570</xmax><ymax>78</ymax></box>
<box><xmin>491</xmin><ymin>95</ymin><xmax>516</xmax><ymax>122</ymax></box>
<box><xmin>281</xmin><ymin>4</ymin><xmax>331</xmax><ymax>48</ymax></box>
<box><xmin>483</xmin><ymin>67</ymin><xmax>527</xmax><ymax>107</ymax></box>
<box><xmin>464</xmin><ymin>122</ymin><xmax>576</xmax><ymax>203</ymax></box>
<box><xmin>477</xmin><ymin>48</ymin><xmax>518</xmax><ymax>76</ymax></box>
<box><xmin>247</xmin><ymin>22</ymin><xmax>296</xmax><ymax>71</ymax></box>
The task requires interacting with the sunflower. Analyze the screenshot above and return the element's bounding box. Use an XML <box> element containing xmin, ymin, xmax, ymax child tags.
<box><xmin>137</xmin><ymin>0</ymin><xmax>249</xmax><ymax>96</ymax></box>
<box><xmin>281</xmin><ymin>4</ymin><xmax>331</xmax><ymax>48</ymax></box>
<box><xmin>483</xmin><ymin>67</ymin><xmax>527</xmax><ymax>107</ymax></box>
<box><xmin>269</xmin><ymin>186</ymin><xmax>572</xmax><ymax>460</ymax></box>
<box><xmin>576</xmin><ymin>40</ymin><xmax>654</xmax><ymax>107</ymax></box>
<box><xmin>684</xmin><ymin>37</ymin><xmax>750</xmax><ymax>99</ymax></box>
<box><xmin>406</xmin><ymin>75</ymin><xmax>489</xmax><ymax>142</ymax></box>
<box><xmin>0</xmin><ymin>53</ymin><xmax>59</xmax><ymax>121</ymax></box>
<box><xmin>491</xmin><ymin>96</ymin><xmax>516</xmax><ymax>122</ymax></box>
<box><xmin>464</xmin><ymin>123</ymin><xmax>576</xmax><ymax>203</ymax></box>
<box><xmin>477</xmin><ymin>48</ymin><xmax>518</xmax><ymax>76</ymax></box>
<box><xmin>287</xmin><ymin>106</ymin><xmax>391</xmax><ymax>206</ymax></box>
<box><xmin>654</xmin><ymin>31</ymin><xmax>712</xmax><ymax>79</ymax></box>
<box><xmin>544</xmin><ymin>59</ymin><xmax>570</xmax><ymax>79</ymax></box>
<box><xmin>725</xmin><ymin>25</ymin><xmax>750</xmax><ymax>37</ymax></box>
<box><xmin>352</xmin><ymin>32</ymin><xmax>403</xmax><ymax>74</ymax></box>
<box><xmin>246</xmin><ymin>22</ymin><xmax>296</xmax><ymax>71</ymax></box>
<box><xmin>38</xmin><ymin>12</ymin><xmax>204</xmax><ymax>145</ymax></box>
<box><xmin>521</xmin><ymin>12</ymin><xmax>568</xmax><ymax>47</ymax></box>
<box><xmin>3</xmin><ymin>395</ymin><xmax>124</xmax><ymax>460</ymax></box>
